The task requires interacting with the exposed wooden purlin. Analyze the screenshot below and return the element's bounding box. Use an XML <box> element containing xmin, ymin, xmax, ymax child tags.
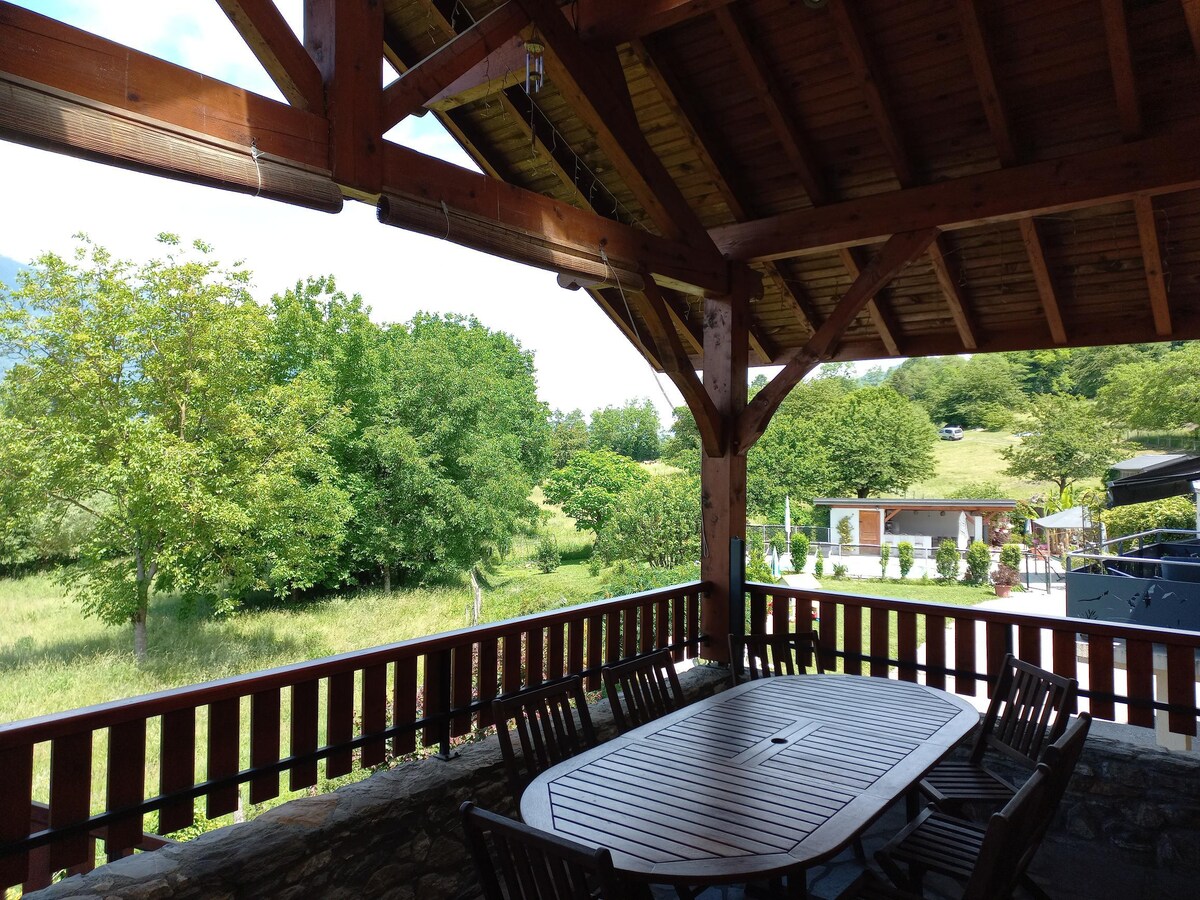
<box><xmin>381</xmin><ymin>1</ymin><xmax>527</xmax><ymax>128</ymax></box>
<box><xmin>737</xmin><ymin>229</ymin><xmax>937</xmax><ymax>452</ymax></box>
<box><xmin>635</xmin><ymin>281</ymin><xmax>723</xmax><ymax>455</ymax></box>
<box><xmin>215</xmin><ymin>0</ymin><xmax>323</xmax><ymax>110</ymax></box>
<box><xmin>631</xmin><ymin>36</ymin><xmax>816</xmax><ymax>342</ymax></box>
<box><xmin>572</xmin><ymin>0</ymin><xmax>738</xmax><ymax>43</ymax></box>
<box><xmin>955</xmin><ymin>0</ymin><xmax>1017</xmax><ymax>167</ymax></box>
<box><xmin>593</xmin><ymin>288</ymin><xmax>666</xmax><ymax>372</ymax></box>
<box><xmin>304</xmin><ymin>0</ymin><xmax>384</xmax><ymax>195</ymax></box>
<box><xmin>710</xmin><ymin>122</ymin><xmax>1200</xmax><ymax>261</ymax></box>
<box><xmin>1134</xmin><ymin>196</ymin><xmax>1173</xmax><ymax>337</ymax></box>
<box><xmin>1018</xmin><ymin>218</ymin><xmax>1068</xmax><ymax>345</ymax></box>
<box><xmin>828</xmin><ymin>0</ymin><xmax>914</xmax><ymax>188</ymax></box>
<box><xmin>839</xmin><ymin>248</ymin><xmax>901</xmax><ymax>356</ymax></box>
<box><xmin>497</xmin><ymin>86</ymin><xmax>590</xmax><ymax>209</ymax></box>
<box><xmin>424</xmin><ymin>39</ymin><xmax>526</xmax><ymax>111</ymax></box>
<box><xmin>1101</xmin><ymin>0</ymin><xmax>1142</xmax><ymax>139</ymax></box>
<box><xmin>1185</xmin><ymin>0</ymin><xmax>1200</xmax><ymax>59</ymax></box>
<box><xmin>926</xmin><ymin>238</ymin><xmax>978</xmax><ymax>351</ymax></box>
<box><xmin>518</xmin><ymin>0</ymin><xmax>720</xmax><ymax>256</ymax></box>
<box><xmin>712</xmin><ymin>5</ymin><xmax>827</xmax><ymax>205</ymax></box>
<box><xmin>658</xmin><ymin>287</ymin><xmax>704</xmax><ymax>356</ymax></box>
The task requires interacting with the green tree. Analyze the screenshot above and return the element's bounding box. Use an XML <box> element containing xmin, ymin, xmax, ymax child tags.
<box><xmin>589</xmin><ymin>399</ymin><xmax>661</xmax><ymax>461</ymax></box>
<box><xmin>597</xmin><ymin>474</ymin><xmax>699</xmax><ymax>567</ymax></box>
<box><xmin>0</xmin><ymin>237</ymin><xmax>350</xmax><ymax>659</ymax></box>
<box><xmin>897</xmin><ymin>541</ymin><xmax>915</xmax><ymax>579</ymax></box>
<box><xmin>1102</xmin><ymin>497</ymin><xmax>1197</xmax><ymax>537</ymax></box>
<box><xmin>1065</xmin><ymin>344</ymin><xmax>1166</xmax><ymax>398</ymax></box>
<box><xmin>1098</xmin><ymin>343</ymin><xmax>1200</xmax><ymax>429</ymax></box>
<box><xmin>965</xmin><ymin>540</ymin><xmax>991</xmax><ymax>585</ymax></box>
<box><xmin>823</xmin><ymin>387</ymin><xmax>938</xmax><ymax>498</ymax></box>
<box><xmin>930</xmin><ymin>355</ymin><xmax>1025</xmax><ymax>429</ymax></box>
<box><xmin>543</xmin><ymin>449</ymin><xmax>649</xmax><ymax>533</ymax></box>
<box><xmin>660</xmin><ymin>405</ymin><xmax>701</xmax><ymax>472</ymax></box>
<box><xmin>1001</xmin><ymin>394</ymin><xmax>1129</xmax><ymax>495</ymax></box>
<box><xmin>935</xmin><ymin>540</ymin><xmax>961</xmax><ymax>583</ymax></box>
<box><xmin>879</xmin><ymin>542</ymin><xmax>890</xmax><ymax>579</ymax></box>
<box><xmin>548</xmin><ymin>408</ymin><xmax>589</xmax><ymax>468</ymax></box>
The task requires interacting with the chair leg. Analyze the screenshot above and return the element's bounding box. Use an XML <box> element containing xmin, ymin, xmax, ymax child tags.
<box><xmin>852</xmin><ymin>836</ymin><xmax>866</xmax><ymax>862</ymax></box>
<box><xmin>1022</xmin><ymin>872</ymin><xmax>1054</xmax><ymax>900</ymax></box>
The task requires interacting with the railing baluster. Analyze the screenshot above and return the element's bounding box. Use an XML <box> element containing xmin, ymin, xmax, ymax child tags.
<box><xmin>639</xmin><ymin>601</ymin><xmax>654</xmax><ymax>654</ymax></box>
<box><xmin>655</xmin><ymin>596</ymin><xmax>669</xmax><ymax>652</ymax></box>
<box><xmin>623</xmin><ymin>607</ymin><xmax>638</xmax><ymax>659</ymax></box>
<box><xmin>985</xmin><ymin>622</ymin><xmax>1010</xmax><ymax>695</ymax></box>
<box><xmin>326</xmin><ymin>672</ymin><xmax>354</xmax><ymax>778</ymax></box>
<box><xmin>925</xmin><ymin>614</ymin><xmax>946</xmax><ymax>689</ymax></box>
<box><xmin>954</xmin><ymin>614</ymin><xmax>976</xmax><ymax>695</ymax></box>
<box><xmin>547</xmin><ymin>623</ymin><xmax>565</xmax><ymax>682</ymax></box>
<box><xmin>587</xmin><ymin>613</ymin><xmax>604</xmax><ymax>686</ymax></box>
<box><xmin>843</xmin><ymin>603</ymin><xmax>862</xmax><ymax>676</ymax></box>
<box><xmin>686</xmin><ymin>591</ymin><xmax>700</xmax><ymax>660</ymax></box>
<box><xmin>1125</xmin><ymin>639</ymin><xmax>1154</xmax><ymax>728</ymax></box>
<box><xmin>105</xmin><ymin>719</ymin><xmax>146</xmax><ymax>858</ymax></box>
<box><xmin>748</xmin><ymin>589</ymin><xmax>765</xmax><ymax>636</ymax></box>
<box><xmin>361</xmin><ymin>663</ymin><xmax>388</xmax><ymax>766</ymax></box>
<box><xmin>1166</xmin><ymin>643</ymin><xmax>1197</xmax><ymax>736</ymax></box>
<box><xmin>206</xmin><ymin>698</ymin><xmax>240</xmax><ymax>819</ymax></box>
<box><xmin>0</xmin><ymin>744</ymin><xmax>34</xmax><ymax>887</ymax></box>
<box><xmin>289</xmin><ymin>680</ymin><xmax>319</xmax><ymax>790</ymax></box>
<box><xmin>526</xmin><ymin>627</ymin><xmax>545</xmax><ymax>688</ymax></box>
<box><xmin>869</xmin><ymin>608</ymin><xmax>889</xmax><ymax>678</ymax></box>
<box><xmin>1019</xmin><ymin>624</ymin><xmax>1041</xmax><ymax>666</ymax></box>
<box><xmin>897</xmin><ymin>611</ymin><xmax>917</xmax><ymax>682</ymax></box>
<box><xmin>1088</xmin><ymin>634</ymin><xmax>1116</xmax><ymax>721</ymax></box>
<box><xmin>451</xmin><ymin>644</ymin><xmax>473</xmax><ymax>737</ymax></box>
<box><xmin>502</xmin><ymin>633</ymin><xmax>522</xmax><ymax>696</ymax></box>
<box><xmin>819</xmin><ymin>599</ymin><xmax>838</xmax><ymax>673</ymax></box>
<box><xmin>393</xmin><ymin>655</ymin><xmax>419</xmax><ymax>757</ymax></box>
<box><xmin>158</xmin><ymin>708</ymin><xmax>195</xmax><ymax>833</ymax></box>
<box><xmin>670</xmin><ymin>596</ymin><xmax>684</xmax><ymax>664</ymax></box>
<box><xmin>249</xmin><ymin>689</ymin><xmax>281</xmax><ymax>803</ymax></box>
<box><xmin>478</xmin><ymin>638</ymin><xmax>499</xmax><ymax>728</ymax></box>
<box><xmin>771</xmin><ymin>592</ymin><xmax>789</xmax><ymax>636</ymax></box>
<box><xmin>605</xmin><ymin>610</ymin><xmax>620</xmax><ymax>665</ymax></box>
<box><xmin>567</xmin><ymin>621</ymin><xmax>585</xmax><ymax>687</ymax></box>
<box><xmin>1051</xmin><ymin>629</ymin><xmax>1079</xmax><ymax>714</ymax></box>
<box><xmin>49</xmin><ymin>732</ymin><xmax>91</xmax><ymax>870</ymax></box>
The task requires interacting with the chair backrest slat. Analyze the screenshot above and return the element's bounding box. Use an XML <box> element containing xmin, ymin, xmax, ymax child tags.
<box><xmin>729</xmin><ymin>631</ymin><xmax>825</xmax><ymax>685</ymax></box>
<box><xmin>974</xmin><ymin>654</ymin><xmax>1076</xmax><ymax>768</ymax></box>
<box><xmin>963</xmin><ymin>765</ymin><xmax>1051</xmax><ymax>900</ymax></box>
<box><xmin>493</xmin><ymin>677</ymin><xmax>598</xmax><ymax>802</ymax></box>
<box><xmin>602</xmin><ymin>649</ymin><xmax>685</xmax><ymax>733</ymax></box>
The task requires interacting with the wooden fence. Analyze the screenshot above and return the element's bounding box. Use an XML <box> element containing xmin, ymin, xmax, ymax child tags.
<box><xmin>0</xmin><ymin>582</ymin><xmax>705</xmax><ymax>894</ymax></box>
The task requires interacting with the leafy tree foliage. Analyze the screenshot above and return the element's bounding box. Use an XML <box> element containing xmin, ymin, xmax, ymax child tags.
<box><xmin>823</xmin><ymin>387</ymin><xmax>938</xmax><ymax>498</ymax></box>
<box><xmin>929</xmin><ymin>355</ymin><xmax>1025</xmax><ymax>429</ymax></box>
<box><xmin>1001</xmin><ymin>394</ymin><xmax>1129</xmax><ymax>495</ymax></box>
<box><xmin>1102</xmin><ymin>497</ymin><xmax>1197</xmax><ymax>537</ymax></box>
<box><xmin>588</xmin><ymin>398</ymin><xmax>661</xmax><ymax>461</ymax></box>
<box><xmin>1098</xmin><ymin>344</ymin><xmax>1200</xmax><ymax>429</ymax></box>
<box><xmin>965</xmin><ymin>541</ymin><xmax>991</xmax><ymax>585</ymax></box>
<box><xmin>597</xmin><ymin>474</ymin><xmax>700</xmax><ymax>568</ymax></box>
<box><xmin>935</xmin><ymin>540</ymin><xmax>961</xmax><ymax>583</ymax></box>
<box><xmin>897</xmin><ymin>541</ymin><xmax>915</xmax><ymax>579</ymax></box>
<box><xmin>548</xmin><ymin>408</ymin><xmax>589</xmax><ymax>468</ymax></box>
<box><xmin>660</xmin><ymin>405</ymin><xmax>701</xmax><ymax>472</ymax></box>
<box><xmin>543</xmin><ymin>449</ymin><xmax>649</xmax><ymax>533</ymax></box>
<box><xmin>0</xmin><ymin>237</ymin><xmax>350</xmax><ymax>658</ymax></box>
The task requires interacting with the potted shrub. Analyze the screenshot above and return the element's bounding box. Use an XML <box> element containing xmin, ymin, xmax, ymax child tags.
<box><xmin>991</xmin><ymin>563</ymin><xmax>1021</xmax><ymax>598</ymax></box>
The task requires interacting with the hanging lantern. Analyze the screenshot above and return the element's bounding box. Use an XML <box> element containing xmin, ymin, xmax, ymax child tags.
<box><xmin>524</xmin><ymin>38</ymin><xmax>545</xmax><ymax>94</ymax></box>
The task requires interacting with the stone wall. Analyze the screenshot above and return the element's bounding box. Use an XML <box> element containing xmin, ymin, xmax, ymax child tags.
<box><xmin>28</xmin><ymin>665</ymin><xmax>730</xmax><ymax>900</ymax></box>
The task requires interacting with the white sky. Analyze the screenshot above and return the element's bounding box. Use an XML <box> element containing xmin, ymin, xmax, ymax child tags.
<box><xmin>0</xmin><ymin>0</ymin><xmax>702</xmax><ymax>423</ymax></box>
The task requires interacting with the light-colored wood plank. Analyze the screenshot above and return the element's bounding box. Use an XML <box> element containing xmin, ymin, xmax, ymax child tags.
<box><xmin>215</xmin><ymin>0</ymin><xmax>324</xmax><ymax>110</ymax></box>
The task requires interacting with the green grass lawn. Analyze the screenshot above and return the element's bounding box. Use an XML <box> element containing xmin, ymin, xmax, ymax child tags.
<box><xmin>908</xmin><ymin>429</ymin><xmax>1035</xmax><ymax>498</ymax></box>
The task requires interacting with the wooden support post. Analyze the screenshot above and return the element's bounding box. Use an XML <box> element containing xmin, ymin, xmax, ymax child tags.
<box><xmin>699</xmin><ymin>274</ymin><xmax>750</xmax><ymax>664</ymax></box>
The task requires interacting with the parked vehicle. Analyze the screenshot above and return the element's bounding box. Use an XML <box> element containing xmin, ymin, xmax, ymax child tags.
<box><xmin>938</xmin><ymin>426</ymin><xmax>964</xmax><ymax>441</ymax></box>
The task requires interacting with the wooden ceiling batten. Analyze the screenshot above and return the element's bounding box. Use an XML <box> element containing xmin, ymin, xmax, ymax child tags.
<box><xmin>215</xmin><ymin>0</ymin><xmax>324</xmax><ymax>111</ymax></box>
<box><xmin>1101</xmin><ymin>0</ymin><xmax>1143</xmax><ymax>140</ymax></box>
<box><xmin>1134</xmin><ymin>196</ymin><xmax>1173</xmax><ymax>337</ymax></box>
<box><xmin>926</xmin><ymin>237</ymin><xmax>979</xmax><ymax>351</ymax></box>
<box><xmin>1018</xmin><ymin>217</ymin><xmax>1069</xmax><ymax>345</ymax></box>
<box><xmin>571</xmin><ymin>0</ymin><xmax>739</xmax><ymax>44</ymax></box>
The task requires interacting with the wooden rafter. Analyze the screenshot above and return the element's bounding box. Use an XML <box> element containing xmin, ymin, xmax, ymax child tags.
<box><xmin>572</xmin><ymin>0</ymin><xmax>738</xmax><ymax>44</ymax></box>
<box><xmin>710</xmin><ymin>123</ymin><xmax>1200</xmax><ymax>261</ymax></box>
<box><xmin>1134</xmin><ymin>196</ymin><xmax>1173</xmax><ymax>337</ymax></box>
<box><xmin>955</xmin><ymin>0</ymin><xmax>1016</xmax><ymax>167</ymax></box>
<box><xmin>593</xmin><ymin>288</ymin><xmax>666</xmax><ymax>371</ymax></box>
<box><xmin>1018</xmin><ymin>218</ymin><xmax>1068</xmax><ymax>345</ymax></box>
<box><xmin>712</xmin><ymin>5</ymin><xmax>827</xmax><ymax>205</ymax></box>
<box><xmin>423</xmin><ymin>40</ymin><xmax>526</xmax><ymax>111</ymax></box>
<box><xmin>215</xmin><ymin>0</ymin><xmax>323</xmax><ymax>111</ymax></box>
<box><xmin>737</xmin><ymin>229</ymin><xmax>937</xmax><ymax>452</ymax></box>
<box><xmin>1101</xmin><ymin>0</ymin><xmax>1142</xmax><ymax>140</ymax></box>
<box><xmin>381</xmin><ymin>1</ymin><xmax>528</xmax><ymax>128</ymax></box>
<box><xmin>1185</xmin><ymin>0</ymin><xmax>1200</xmax><ymax>59</ymax></box>
<box><xmin>925</xmin><ymin>238</ymin><xmax>979</xmax><ymax>351</ymax></box>
<box><xmin>839</xmin><ymin>249</ymin><xmax>901</xmax><ymax>356</ymax></box>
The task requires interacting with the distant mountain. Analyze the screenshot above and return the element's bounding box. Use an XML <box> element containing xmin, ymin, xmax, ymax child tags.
<box><xmin>0</xmin><ymin>254</ymin><xmax>27</xmax><ymax>290</ymax></box>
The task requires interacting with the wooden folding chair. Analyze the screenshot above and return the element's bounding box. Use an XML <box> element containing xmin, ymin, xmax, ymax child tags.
<box><xmin>461</xmin><ymin>801</ymin><xmax>652</xmax><ymax>899</ymax></box>
<box><xmin>602</xmin><ymin>649</ymin><xmax>686</xmax><ymax>734</ymax></box>
<box><xmin>492</xmin><ymin>676</ymin><xmax>598</xmax><ymax>803</ymax></box>
<box><xmin>729</xmin><ymin>630</ymin><xmax>825</xmax><ymax>686</ymax></box>
<box><xmin>918</xmin><ymin>653</ymin><xmax>1076</xmax><ymax>814</ymax></box>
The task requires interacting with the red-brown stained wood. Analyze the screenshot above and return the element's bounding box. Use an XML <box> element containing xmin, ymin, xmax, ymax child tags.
<box><xmin>1166</xmin><ymin>643</ymin><xmax>1198</xmax><ymax>736</ymax></box>
<box><xmin>605</xmin><ymin>610</ymin><xmax>621</xmax><ymax>665</ymax></box>
<box><xmin>687</xmin><ymin>592</ymin><xmax>700</xmax><ymax>659</ymax></box>
<box><xmin>655</xmin><ymin>596</ymin><xmax>670</xmax><ymax>652</ymax></box>
<box><xmin>326</xmin><ymin>671</ymin><xmax>354</xmax><ymax>778</ymax></box>
<box><xmin>1101</xmin><ymin>0</ymin><xmax>1142</xmax><ymax>139</ymax></box>
<box><xmin>158</xmin><ymin>708</ymin><xmax>196</xmax><ymax>833</ymax></box>
<box><xmin>843</xmin><ymin>603</ymin><xmax>863</xmax><ymax>677</ymax></box>
<box><xmin>104</xmin><ymin>719</ymin><xmax>146</xmax><ymax>855</ymax></box>
<box><xmin>1088</xmin><ymin>635</ymin><xmax>1116</xmax><ymax>722</ymax></box>
<box><xmin>393</xmin><ymin>656</ymin><xmax>419</xmax><ymax>756</ymax></box>
<box><xmin>897</xmin><ymin>611</ymin><xmax>918</xmax><ymax>682</ymax></box>
<box><xmin>289</xmin><ymin>679</ymin><xmax>319</xmax><ymax>791</ymax></box>
<box><xmin>1018</xmin><ymin>625</ymin><xmax>1041</xmax><ymax>667</ymax></box>
<box><xmin>547</xmin><ymin>623</ymin><xmax>565</xmax><ymax>682</ymax></box>
<box><xmin>641</xmin><ymin>601</ymin><xmax>657</xmax><ymax>653</ymax></box>
<box><xmin>985</xmin><ymin>622</ymin><xmax>1009</xmax><ymax>696</ymax></box>
<box><xmin>421</xmin><ymin>651</ymin><xmax>449</xmax><ymax>749</ymax></box>
<box><xmin>954</xmin><ymin>617</ymin><xmax>977</xmax><ymax>695</ymax></box>
<box><xmin>819</xmin><ymin>599</ymin><xmax>839</xmax><ymax>674</ymax></box>
<box><xmin>1134</xmin><ymin>196</ymin><xmax>1172</xmax><ymax>336</ymax></box>
<box><xmin>1125</xmin><ymin>638</ymin><xmax>1155</xmax><ymax>728</ymax></box>
<box><xmin>588</xmin><ymin>614</ymin><xmax>605</xmax><ymax>686</ymax></box>
<box><xmin>772</xmin><ymin>592</ymin><xmax>789</xmax><ymax>636</ymax></box>
<box><xmin>249</xmin><ymin>689</ymin><xmax>280</xmax><ymax>804</ymax></box>
<box><xmin>361</xmin><ymin>664</ymin><xmax>388</xmax><ymax>766</ymax></box>
<box><xmin>215</xmin><ymin>0</ymin><xmax>324</xmax><ymax>110</ymax></box>
<box><xmin>870</xmin><ymin>607</ymin><xmax>890</xmax><ymax>678</ymax></box>
<box><xmin>925</xmin><ymin>614</ymin><xmax>947</xmax><ymax>690</ymax></box>
<box><xmin>749</xmin><ymin>590</ymin><xmax>766</xmax><ymax>636</ymax></box>
<box><xmin>1051</xmin><ymin>629</ymin><xmax>1079</xmax><ymax>713</ymax></box>
<box><xmin>503</xmin><ymin>634</ymin><xmax>523</xmax><ymax>695</ymax></box>
<box><xmin>451</xmin><ymin>645</ymin><xmax>473</xmax><ymax>737</ymax></box>
<box><xmin>526</xmin><ymin>628</ymin><xmax>545</xmax><ymax>688</ymax></box>
<box><xmin>478</xmin><ymin>638</ymin><xmax>499</xmax><ymax>729</ymax></box>
<box><xmin>0</xmin><ymin>744</ymin><xmax>34</xmax><ymax>888</ymax></box>
<box><xmin>624</xmin><ymin>607</ymin><xmax>639</xmax><ymax>659</ymax></box>
<box><xmin>206</xmin><ymin>698</ymin><xmax>240</xmax><ymax>819</ymax></box>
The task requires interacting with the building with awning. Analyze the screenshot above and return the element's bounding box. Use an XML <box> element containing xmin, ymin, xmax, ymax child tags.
<box><xmin>815</xmin><ymin>498</ymin><xmax>1017</xmax><ymax>553</ymax></box>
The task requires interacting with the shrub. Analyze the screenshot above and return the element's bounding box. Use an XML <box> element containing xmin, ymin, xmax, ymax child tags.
<box><xmin>965</xmin><ymin>540</ymin><xmax>991</xmax><ymax>585</ymax></box>
<box><xmin>897</xmin><ymin>541</ymin><xmax>915</xmax><ymax>579</ymax></box>
<box><xmin>791</xmin><ymin>532</ymin><xmax>810</xmax><ymax>572</ymax></box>
<box><xmin>879</xmin><ymin>543</ymin><xmax>891</xmax><ymax>579</ymax></box>
<box><xmin>1102</xmin><ymin>496</ymin><xmax>1197</xmax><ymax>537</ymax></box>
<box><xmin>746</xmin><ymin>531</ymin><xmax>775</xmax><ymax>583</ymax></box>
<box><xmin>814</xmin><ymin>553</ymin><xmax>825</xmax><ymax>578</ymax></box>
<box><xmin>935</xmin><ymin>539</ymin><xmax>961</xmax><ymax>583</ymax></box>
<box><xmin>832</xmin><ymin>563</ymin><xmax>849</xmax><ymax>580</ymax></box>
<box><xmin>534</xmin><ymin>535</ymin><xmax>561</xmax><ymax>573</ymax></box>
<box><xmin>587</xmin><ymin>556</ymin><xmax>602</xmax><ymax>578</ymax></box>
<box><xmin>836</xmin><ymin>515</ymin><xmax>853</xmax><ymax>549</ymax></box>
<box><xmin>1000</xmin><ymin>542</ymin><xmax>1023</xmax><ymax>571</ymax></box>
<box><xmin>992</xmin><ymin>564</ymin><xmax>1021</xmax><ymax>588</ymax></box>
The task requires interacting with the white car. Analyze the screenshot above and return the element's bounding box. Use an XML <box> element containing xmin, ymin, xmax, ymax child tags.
<box><xmin>938</xmin><ymin>426</ymin><xmax>964</xmax><ymax>441</ymax></box>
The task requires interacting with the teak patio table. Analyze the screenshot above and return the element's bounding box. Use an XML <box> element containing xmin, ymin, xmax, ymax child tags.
<box><xmin>520</xmin><ymin>674</ymin><xmax>978</xmax><ymax>894</ymax></box>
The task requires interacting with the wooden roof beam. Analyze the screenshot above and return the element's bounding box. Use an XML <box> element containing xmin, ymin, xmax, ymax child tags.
<box><xmin>381</xmin><ymin>1</ymin><xmax>528</xmax><ymax>128</ymax></box>
<box><xmin>710</xmin><ymin>122</ymin><xmax>1200</xmax><ymax>261</ymax></box>
<box><xmin>1185</xmin><ymin>0</ymin><xmax>1200</xmax><ymax>59</ymax></box>
<box><xmin>1101</xmin><ymin>0</ymin><xmax>1143</xmax><ymax>139</ymax></box>
<box><xmin>572</xmin><ymin>0</ymin><xmax>738</xmax><ymax>44</ymax></box>
<box><xmin>423</xmin><ymin>40</ymin><xmax>527</xmax><ymax>111</ymax></box>
<box><xmin>737</xmin><ymin>229</ymin><xmax>937</xmax><ymax>451</ymax></box>
<box><xmin>925</xmin><ymin>237</ymin><xmax>979</xmax><ymax>351</ymax></box>
<box><xmin>839</xmin><ymin>248</ymin><xmax>902</xmax><ymax>356</ymax></box>
<box><xmin>955</xmin><ymin>0</ymin><xmax>1017</xmax><ymax>166</ymax></box>
<box><xmin>593</xmin><ymin>288</ymin><xmax>666</xmax><ymax>372</ymax></box>
<box><xmin>1018</xmin><ymin>218</ymin><xmax>1068</xmax><ymax>345</ymax></box>
<box><xmin>1134</xmin><ymin>196</ymin><xmax>1173</xmax><ymax>337</ymax></box>
<box><xmin>215</xmin><ymin>0</ymin><xmax>324</xmax><ymax>111</ymax></box>
<box><xmin>712</xmin><ymin>5</ymin><xmax>827</xmax><ymax>205</ymax></box>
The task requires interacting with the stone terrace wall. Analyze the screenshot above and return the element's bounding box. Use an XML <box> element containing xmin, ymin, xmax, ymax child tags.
<box><xmin>29</xmin><ymin>665</ymin><xmax>730</xmax><ymax>900</ymax></box>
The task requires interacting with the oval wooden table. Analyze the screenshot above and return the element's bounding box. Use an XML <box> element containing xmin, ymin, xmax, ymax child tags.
<box><xmin>520</xmin><ymin>674</ymin><xmax>979</xmax><ymax>895</ymax></box>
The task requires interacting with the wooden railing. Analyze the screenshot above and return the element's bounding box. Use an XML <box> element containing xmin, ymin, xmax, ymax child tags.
<box><xmin>749</xmin><ymin>583</ymin><xmax>1200</xmax><ymax>734</ymax></box>
<box><xmin>0</xmin><ymin>582</ymin><xmax>705</xmax><ymax>894</ymax></box>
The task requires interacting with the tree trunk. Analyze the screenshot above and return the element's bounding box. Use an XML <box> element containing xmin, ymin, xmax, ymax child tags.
<box><xmin>132</xmin><ymin>606</ymin><xmax>147</xmax><ymax>664</ymax></box>
<box><xmin>382</xmin><ymin>564</ymin><xmax>391</xmax><ymax>594</ymax></box>
<box><xmin>133</xmin><ymin>545</ymin><xmax>150</xmax><ymax>665</ymax></box>
<box><xmin>470</xmin><ymin>566</ymin><xmax>483</xmax><ymax>625</ymax></box>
